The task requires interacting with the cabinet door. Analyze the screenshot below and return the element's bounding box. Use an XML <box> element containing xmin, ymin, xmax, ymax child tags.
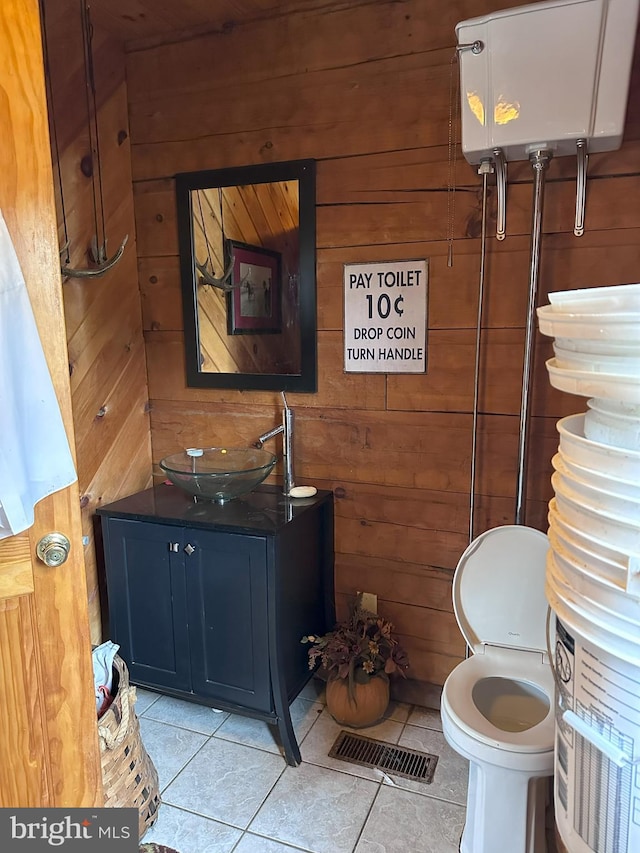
<box><xmin>185</xmin><ymin>530</ymin><xmax>271</xmax><ymax>712</ymax></box>
<box><xmin>103</xmin><ymin>518</ymin><xmax>191</xmax><ymax>691</ymax></box>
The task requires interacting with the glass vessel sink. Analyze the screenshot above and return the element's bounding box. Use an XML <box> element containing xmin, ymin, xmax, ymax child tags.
<box><xmin>160</xmin><ymin>447</ymin><xmax>277</xmax><ymax>504</ymax></box>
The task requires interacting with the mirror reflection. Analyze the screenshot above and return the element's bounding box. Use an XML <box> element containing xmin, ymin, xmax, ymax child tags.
<box><xmin>176</xmin><ymin>160</ymin><xmax>317</xmax><ymax>392</ymax></box>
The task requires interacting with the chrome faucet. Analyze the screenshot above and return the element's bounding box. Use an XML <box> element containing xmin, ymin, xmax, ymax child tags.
<box><xmin>254</xmin><ymin>392</ymin><xmax>295</xmax><ymax>496</ymax></box>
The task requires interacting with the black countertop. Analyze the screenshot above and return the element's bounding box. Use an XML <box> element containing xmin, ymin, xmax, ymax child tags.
<box><xmin>96</xmin><ymin>483</ymin><xmax>332</xmax><ymax>535</ymax></box>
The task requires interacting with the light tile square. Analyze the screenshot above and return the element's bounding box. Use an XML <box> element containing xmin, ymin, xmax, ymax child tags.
<box><xmin>142</xmin><ymin>803</ymin><xmax>241</xmax><ymax>853</ymax></box>
<box><xmin>385</xmin><ymin>699</ymin><xmax>412</xmax><ymax>724</ymax></box>
<box><xmin>233</xmin><ymin>835</ymin><xmax>308</xmax><ymax>852</ymax></box>
<box><xmin>138</xmin><ymin>717</ymin><xmax>208</xmax><ymax>792</ymax></box>
<box><xmin>162</xmin><ymin>738</ymin><xmax>285</xmax><ymax>829</ymax></box>
<box><xmin>407</xmin><ymin>705</ymin><xmax>443</xmax><ymax>731</ymax></box>
<box><xmin>142</xmin><ymin>694</ymin><xmax>230</xmax><ymax>735</ymax></box>
<box><xmin>355</xmin><ymin>785</ymin><xmax>465</xmax><ymax>853</ymax></box>
<box><xmin>214</xmin><ymin>697</ymin><xmax>323</xmax><ymax>755</ymax></box>
<box><xmin>134</xmin><ymin>687</ymin><xmax>162</xmax><ymax>715</ymax></box>
<box><xmin>250</xmin><ymin>762</ymin><xmax>378</xmax><ymax>853</ymax></box>
<box><xmin>297</xmin><ymin>676</ymin><xmax>327</xmax><ymax>703</ymax></box>
<box><xmin>390</xmin><ymin>725</ymin><xmax>469</xmax><ymax>805</ymax></box>
<box><xmin>300</xmin><ymin>707</ymin><xmax>405</xmax><ymax>782</ymax></box>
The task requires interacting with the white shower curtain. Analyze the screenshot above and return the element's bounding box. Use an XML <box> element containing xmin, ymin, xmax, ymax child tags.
<box><xmin>0</xmin><ymin>210</ymin><xmax>77</xmax><ymax>539</ymax></box>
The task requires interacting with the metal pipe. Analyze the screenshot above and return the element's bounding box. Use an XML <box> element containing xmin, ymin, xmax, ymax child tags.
<box><xmin>469</xmin><ymin>159</ymin><xmax>493</xmax><ymax>544</ymax></box>
<box><xmin>282</xmin><ymin>405</ymin><xmax>295</xmax><ymax>496</ymax></box>
<box><xmin>515</xmin><ymin>149</ymin><xmax>552</xmax><ymax>525</ymax></box>
<box><xmin>255</xmin><ymin>424</ymin><xmax>284</xmax><ymax>446</ymax></box>
<box><xmin>254</xmin><ymin>392</ymin><xmax>296</xmax><ymax>496</ymax></box>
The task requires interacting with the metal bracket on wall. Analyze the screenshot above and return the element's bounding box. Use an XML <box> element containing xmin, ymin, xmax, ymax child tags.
<box><xmin>492</xmin><ymin>148</ymin><xmax>507</xmax><ymax>241</ymax></box>
<box><xmin>574</xmin><ymin>138</ymin><xmax>588</xmax><ymax>237</ymax></box>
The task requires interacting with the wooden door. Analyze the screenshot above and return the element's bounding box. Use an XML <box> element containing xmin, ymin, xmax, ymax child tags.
<box><xmin>0</xmin><ymin>0</ymin><xmax>102</xmax><ymax>807</ymax></box>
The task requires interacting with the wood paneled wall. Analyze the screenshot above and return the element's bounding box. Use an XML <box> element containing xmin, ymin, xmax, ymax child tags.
<box><xmin>42</xmin><ymin>0</ymin><xmax>152</xmax><ymax>642</ymax></box>
<box><xmin>127</xmin><ymin>1</ymin><xmax>639</xmax><ymax>698</ymax></box>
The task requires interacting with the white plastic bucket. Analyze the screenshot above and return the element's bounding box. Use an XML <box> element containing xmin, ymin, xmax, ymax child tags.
<box><xmin>537</xmin><ymin>303</ymin><xmax>640</xmax><ymax>341</ymax></box>
<box><xmin>547</xmin><ymin>282</ymin><xmax>640</xmax><ymax>312</ymax></box>
<box><xmin>554</xmin><ymin>336</ymin><xmax>640</xmax><ymax>357</ymax></box>
<box><xmin>552</xmin><ymin>341</ymin><xmax>640</xmax><ymax>376</ymax></box>
<box><xmin>548</xmin><ymin>499</ymin><xmax>640</xmax><ymax>597</ymax></box>
<box><xmin>546</xmin><ymin>358</ymin><xmax>640</xmax><ymax>402</ymax></box>
<box><xmin>549</xmin><ymin>602</ymin><xmax>640</xmax><ymax>853</ymax></box>
<box><xmin>547</xmin><ymin>553</ymin><xmax>640</xmax><ymax>646</ymax></box>
<box><xmin>553</xmin><ymin>477</ymin><xmax>640</xmax><ymax>554</ymax></box>
<box><xmin>584</xmin><ymin>398</ymin><xmax>640</xmax><ymax>451</ymax></box>
<box><xmin>547</xmin><ymin>539</ymin><xmax>640</xmax><ymax>621</ymax></box>
<box><xmin>551</xmin><ymin>470</ymin><xmax>640</xmax><ymax>526</ymax></box>
<box><xmin>557</xmin><ymin>414</ymin><xmax>640</xmax><ymax>481</ymax></box>
<box><xmin>552</xmin><ymin>452</ymin><xmax>640</xmax><ymax>500</ymax></box>
<box><xmin>588</xmin><ymin>397</ymin><xmax>640</xmax><ymax>417</ymax></box>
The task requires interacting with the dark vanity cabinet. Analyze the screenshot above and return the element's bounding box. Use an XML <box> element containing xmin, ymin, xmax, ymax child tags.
<box><xmin>97</xmin><ymin>484</ymin><xmax>334</xmax><ymax>765</ymax></box>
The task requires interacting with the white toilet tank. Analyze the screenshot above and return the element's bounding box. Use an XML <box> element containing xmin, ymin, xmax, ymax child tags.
<box><xmin>456</xmin><ymin>0</ymin><xmax>640</xmax><ymax>164</ymax></box>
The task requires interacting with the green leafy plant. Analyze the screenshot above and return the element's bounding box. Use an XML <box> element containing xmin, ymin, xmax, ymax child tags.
<box><xmin>301</xmin><ymin>595</ymin><xmax>409</xmax><ymax>698</ymax></box>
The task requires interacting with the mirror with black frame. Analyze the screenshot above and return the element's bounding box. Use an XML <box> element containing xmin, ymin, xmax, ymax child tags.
<box><xmin>175</xmin><ymin>159</ymin><xmax>317</xmax><ymax>392</ymax></box>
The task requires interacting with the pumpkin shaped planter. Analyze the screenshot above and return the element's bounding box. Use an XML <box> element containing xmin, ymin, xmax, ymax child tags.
<box><xmin>326</xmin><ymin>673</ymin><xmax>390</xmax><ymax>728</ymax></box>
<box><xmin>302</xmin><ymin>594</ymin><xmax>409</xmax><ymax>728</ymax></box>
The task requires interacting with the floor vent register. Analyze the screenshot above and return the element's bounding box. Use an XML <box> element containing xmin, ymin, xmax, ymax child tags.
<box><xmin>329</xmin><ymin>731</ymin><xmax>438</xmax><ymax>784</ymax></box>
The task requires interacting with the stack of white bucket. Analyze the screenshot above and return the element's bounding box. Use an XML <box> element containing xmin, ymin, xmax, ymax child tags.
<box><xmin>537</xmin><ymin>283</ymin><xmax>640</xmax><ymax>853</ymax></box>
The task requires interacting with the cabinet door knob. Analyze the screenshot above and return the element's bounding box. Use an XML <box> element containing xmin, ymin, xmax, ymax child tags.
<box><xmin>168</xmin><ymin>542</ymin><xmax>180</xmax><ymax>552</ymax></box>
<box><xmin>36</xmin><ymin>532</ymin><xmax>71</xmax><ymax>567</ymax></box>
<box><xmin>184</xmin><ymin>543</ymin><xmax>195</xmax><ymax>556</ymax></box>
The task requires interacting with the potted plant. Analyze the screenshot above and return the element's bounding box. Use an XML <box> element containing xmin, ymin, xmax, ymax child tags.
<box><xmin>302</xmin><ymin>595</ymin><xmax>409</xmax><ymax>727</ymax></box>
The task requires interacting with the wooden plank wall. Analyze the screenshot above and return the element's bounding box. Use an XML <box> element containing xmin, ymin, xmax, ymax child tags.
<box><xmin>127</xmin><ymin>0</ymin><xmax>640</xmax><ymax>701</ymax></box>
<box><xmin>42</xmin><ymin>0</ymin><xmax>152</xmax><ymax>642</ymax></box>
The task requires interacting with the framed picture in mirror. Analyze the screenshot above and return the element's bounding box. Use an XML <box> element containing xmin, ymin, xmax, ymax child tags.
<box><xmin>226</xmin><ymin>240</ymin><xmax>281</xmax><ymax>335</ymax></box>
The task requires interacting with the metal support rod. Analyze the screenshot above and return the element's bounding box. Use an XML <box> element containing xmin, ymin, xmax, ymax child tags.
<box><xmin>469</xmin><ymin>159</ymin><xmax>493</xmax><ymax>544</ymax></box>
<box><xmin>515</xmin><ymin>149</ymin><xmax>552</xmax><ymax>526</ymax></box>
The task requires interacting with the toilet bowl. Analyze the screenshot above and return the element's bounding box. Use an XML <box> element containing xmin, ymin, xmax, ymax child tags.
<box><xmin>440</xmin><ymin>526</ymin><xmax>555</xmax><ymax>853</ymax></box>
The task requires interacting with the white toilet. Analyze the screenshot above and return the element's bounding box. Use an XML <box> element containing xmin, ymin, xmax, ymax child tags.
<box><xmin>440</xmin><ymin>526</ymin><xmax>555</xmax><ymax>853</ymax></box>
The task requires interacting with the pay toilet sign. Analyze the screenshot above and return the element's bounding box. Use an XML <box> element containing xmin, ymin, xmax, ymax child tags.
<box><xmin>344</xmin><ymin>259</ymin><xmax>428</xmax><ymax>373</ymax></box>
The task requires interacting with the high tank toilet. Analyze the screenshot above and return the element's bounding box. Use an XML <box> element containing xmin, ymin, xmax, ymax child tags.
<box><xmin>440</xmin><ymin>526</ymin><xmax>555</xmax><ymax>853</ymax></box>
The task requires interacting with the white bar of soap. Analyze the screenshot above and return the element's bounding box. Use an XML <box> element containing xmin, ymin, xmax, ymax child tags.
<box><xmin>288</xmin><ymin>485</ymin><xmax>317</xmax><ymax>498</ymax></box>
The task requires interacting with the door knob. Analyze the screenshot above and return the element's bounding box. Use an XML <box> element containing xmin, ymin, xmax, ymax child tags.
<box><xmin>36</xmin><ymin>532</ymin><xmax>71</xmax><ymax>567</ymax></box>
<box><xmin>184</xmin><ymin>543</ymin><xmax>195</xmax><ymax>556</ymax></box>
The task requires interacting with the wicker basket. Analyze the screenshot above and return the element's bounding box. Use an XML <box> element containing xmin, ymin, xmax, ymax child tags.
<box><xmin>98</xmin><ymin>654</ymin><xmax>161</xmax><ymax>839</ymax></box>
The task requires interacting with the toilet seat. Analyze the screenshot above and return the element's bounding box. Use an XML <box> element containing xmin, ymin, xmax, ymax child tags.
<box><xmin>442</xmin><ymin>649</ymin><xmax>555</xmax><ymax>753</ymax></box>
<box><xmin>453</xmin><ymin>525</ymin><xmax>551</xmax><ymax>656</ymax></box>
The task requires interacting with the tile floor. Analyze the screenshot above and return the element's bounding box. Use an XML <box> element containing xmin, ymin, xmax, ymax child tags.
<box><xmin>137</xmin><ymin>679</ymin><xmax>469</xmax><ymax>853</ymax></box>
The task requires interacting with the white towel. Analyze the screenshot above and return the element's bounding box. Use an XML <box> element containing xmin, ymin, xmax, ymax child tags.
<box><xmin>0</xmin><ymin>210</ymin><xmax>77</xmax><ymax>539</ymax></box>
<box><xmin>92</xmin><ymin>640</ymin><xmax>120</xmax><ymax>713</ymax></box>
